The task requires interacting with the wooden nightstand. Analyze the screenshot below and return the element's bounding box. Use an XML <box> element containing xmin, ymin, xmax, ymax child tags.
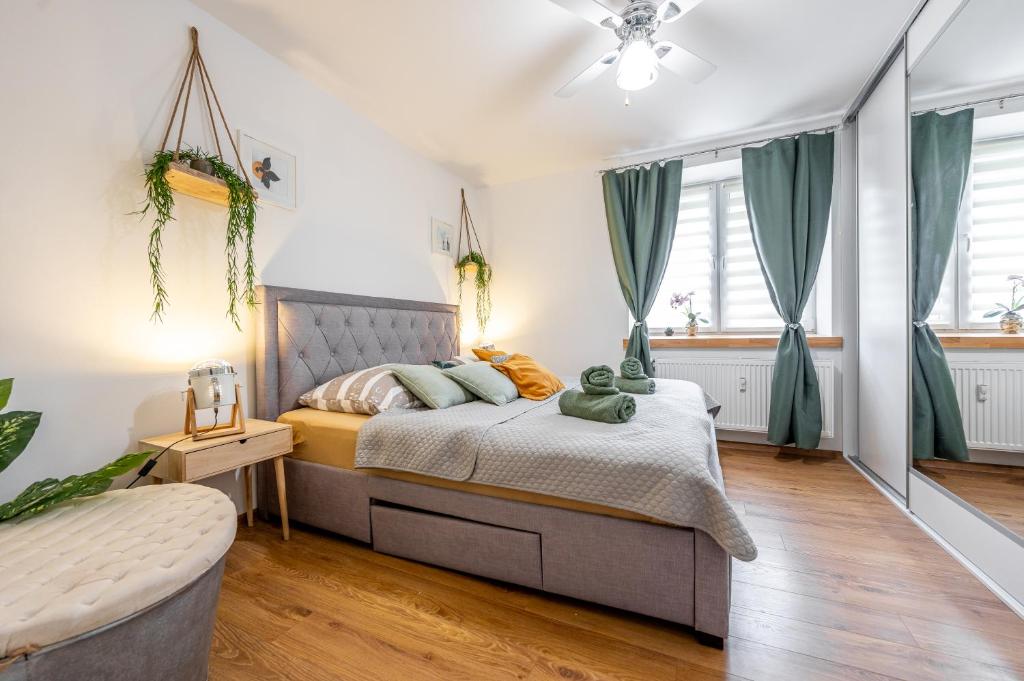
<box><xmin>139</xmin><ymin>419</ymin><xmax>294</xmax><ymax>540</ymax></box>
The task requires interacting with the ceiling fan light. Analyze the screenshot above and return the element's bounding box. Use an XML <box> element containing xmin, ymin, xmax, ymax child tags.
<box><xmin>616</xmin><ymin>40</ymin><xmax>659</xmax><ymax>92</ymax></box>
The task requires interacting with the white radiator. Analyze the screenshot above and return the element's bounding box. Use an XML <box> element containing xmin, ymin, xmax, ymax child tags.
<box><xmin>948</xmin><ymin>362</ymin><xmax>1024</xmax><ymax>452</ymax></box>
<box><xmin>654</xmin><ymin>358</ymin><xmax>835</xmax><ymax>438</ymax></box>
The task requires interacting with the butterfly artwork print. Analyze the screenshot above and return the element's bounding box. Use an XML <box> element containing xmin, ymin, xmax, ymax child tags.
<box><xmin>238</xmin><ymin>131</ymin><xmax>297</xmax><ymax>209</ymax></box>
<box><xmin>252</xmin><ymin>156</ymin><xmax>281</xmax><ymax>190</ymax></box>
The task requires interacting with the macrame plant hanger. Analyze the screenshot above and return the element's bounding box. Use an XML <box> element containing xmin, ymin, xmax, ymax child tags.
<box><xmin>143</xmin><ymin>26</ymin><xmax>260</xmax><ymax>329</ymax></box>
<box><xmin>160</xmin><ymin>27</ymin><xmax>255</xmax><ymax>198</ymax></box>
<box><xmin>454</xmin><ymin>188</ymin><xmax>492</xmax><ymax>334</ymax></box>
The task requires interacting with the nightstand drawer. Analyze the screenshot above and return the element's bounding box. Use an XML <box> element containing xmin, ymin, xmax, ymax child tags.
<box><xmin>185</xmin><ymin>427</ymin><xmax>292</xmax><ymax>480</ymax></box>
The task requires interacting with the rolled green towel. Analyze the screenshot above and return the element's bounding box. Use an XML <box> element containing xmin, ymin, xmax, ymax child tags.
<box><xmin>620</xmin><ymin>357</ymin><xmax>648</xmax><ymax>380</ymax></box>
<box><xmin>580</xmin><ymin>364</ymin><xmax>618</xmax><ymax>395</ymax></box>
<box><xmin>614</xmin><ymin>376</ymin><xmax>656</xmax><ymax>394</ymax></box>
<box><xmin>558</xmin><ymin>389</ymin><xmax>636</xmax><ymax>424</ymax></box>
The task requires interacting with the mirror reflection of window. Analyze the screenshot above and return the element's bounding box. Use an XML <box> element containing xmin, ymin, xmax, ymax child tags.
<box><xmin>909</xmin><ymin>0</ymin><xmax>1024</xmax><ymax>543</ymax></box>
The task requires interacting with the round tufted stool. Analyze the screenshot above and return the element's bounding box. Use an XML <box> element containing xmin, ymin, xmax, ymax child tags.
<box><xmin>0</xmin><ymin>484</ymin><xmax>236</xmax><ymax>681</ymax></box>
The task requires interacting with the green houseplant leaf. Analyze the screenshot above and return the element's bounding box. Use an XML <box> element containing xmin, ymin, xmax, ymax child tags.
<box><xmin>0</xmin><ymin>380</ymin><xmax>41</xmax><ymax>475</ymax></box>
<box><xmin>0</xmin><ymin>378</ymin><xmax>12</xmax><ymax>410</ymax></box>
<box><xmin>0</xmin><ymin>450</ymin><xmax>153</xmax><ymax>522</ymax></box>
<box><xmin>0</xmin><ymin>411</ymin><xmax>42</xmax><ymax>475</ymax></box>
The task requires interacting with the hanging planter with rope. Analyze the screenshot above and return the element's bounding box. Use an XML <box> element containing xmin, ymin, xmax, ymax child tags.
<box><xmin>454</xmin><ymin>188</ymin><xmax>492</xmax><ymax>335</ymax></box>
<box><xmin>136</xmin><ymin>27</ymin><xmax>258</xmax><ymax>330</ymax></box>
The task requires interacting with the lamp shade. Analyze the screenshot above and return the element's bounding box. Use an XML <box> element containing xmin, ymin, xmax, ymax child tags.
<box><xmin>616</xmin><ymin>39</ymin><xmax>660</xmax><ymax>91</ymax></box>
<box><xmin>188</xmin><ymin>359</ymin><xmax>237</xmax><ymax>410</ymax></box>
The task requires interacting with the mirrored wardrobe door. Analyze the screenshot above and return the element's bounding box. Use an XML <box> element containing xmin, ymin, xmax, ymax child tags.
<box><xmin>908</xmin><ymin>0</ymin><xmax>1024</xmax><ymax>577</ymax></box>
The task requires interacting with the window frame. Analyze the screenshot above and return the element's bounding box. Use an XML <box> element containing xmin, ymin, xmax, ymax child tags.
<box><xmin>647</xmin><ymin>176</ymin><xmax>818</xmax><ymax>335</ymax></box>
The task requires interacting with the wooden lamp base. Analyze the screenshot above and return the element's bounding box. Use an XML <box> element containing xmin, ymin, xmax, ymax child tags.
<box><xmin>184</xmin><ymin>384</ymin><xmax>246</xmax><ymax>441</ymax></box>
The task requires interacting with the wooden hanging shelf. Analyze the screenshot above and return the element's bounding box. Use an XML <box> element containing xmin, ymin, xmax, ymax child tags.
<box><xmin>164</xmin><ymin>162</ymin><xmax>258</xmax><ymax>208</ymax></box>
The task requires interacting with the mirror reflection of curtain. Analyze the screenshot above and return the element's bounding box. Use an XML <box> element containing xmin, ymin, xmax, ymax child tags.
<box><xmin>741</xmin><ymin>132</ymin><xmax>834</xmax><ymax>450</ymax></box>
<box><xmin>602</xmin><ymin>159</ymin><xmax>684</xmax><ymax>376</ymax></box>
<box><xmin>910</xmin><ymin>109</ymin><xmax>974</xmax><ymax>461</ymax></box>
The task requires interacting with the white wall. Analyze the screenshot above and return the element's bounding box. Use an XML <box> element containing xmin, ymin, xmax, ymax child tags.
<box><xmin>0</xmin><ymin>0</ymin><xmax>485</xmax><ymax>509</ymax></box>
<box><xmin>486</xmin><ymin>138</ymin><xmax>854</xmax><ymax>451</ymax></box>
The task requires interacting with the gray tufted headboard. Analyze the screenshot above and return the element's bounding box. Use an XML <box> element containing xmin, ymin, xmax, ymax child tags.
<box><xmin>255</xmin><ymin>285</ymin><xmax>460</xmax><ymax>419</ymax></box>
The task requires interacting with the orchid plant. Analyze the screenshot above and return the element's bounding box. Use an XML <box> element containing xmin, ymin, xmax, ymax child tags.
<box><xmin>983</xmin><ymin>274</ymin><xmax>1024</xmax><ymax>320</ymax></box>
<box><xmin>669</xmin><ymin>291</ymin><xmax>709</xmax><ymax>327</ymax></box>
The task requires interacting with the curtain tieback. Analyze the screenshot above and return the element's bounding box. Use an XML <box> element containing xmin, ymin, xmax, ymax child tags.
<box><xmin>786</xmin><ymin>322</ymin><xmax>801</xmax><ymax>330</ymax></box>
<box><xmin>913</xmin><ymin>321</ymin><xmax>928</xmax><ymax>328</ymax></box>
<box><xmin>633</xmin><ymin>321</ymin><xmax>644</xmax><ymax>328</ymax></box>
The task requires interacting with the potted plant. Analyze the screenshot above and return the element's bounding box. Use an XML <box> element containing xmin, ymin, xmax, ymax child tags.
<box><xmin>984</xmin><ymin>274</ymin><xmax>1024</xmax><ymax>334</ymax></box>
<box><xmin>455</xmin><ymin>251</ymin><xmax>492</xmax><ymax>334</ymax></box>
<box><xmin>0</xmin><ymin>378</ymin><xmax>152</xmax><ymax>522</ymax></box>
<box><xmin>138</xmin><ymin>147</ymin><xmax>258</xmax><ymax>330</ymax></box>
<box><xmin>670</xmin><ymin>291</ymin><xmax>709</xmax><ymax>336</ymax></box>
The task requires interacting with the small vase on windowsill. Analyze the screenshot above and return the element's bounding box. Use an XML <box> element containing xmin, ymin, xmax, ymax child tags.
<box><xmin>1001</xmin><ymin>311</ymin><xmax>1022</xmax><ymax>334</ymax></box>
<box><xmin>686</xmin><ymin>322</ymin><xmax>699</xmax><ymax>337</ymax></box>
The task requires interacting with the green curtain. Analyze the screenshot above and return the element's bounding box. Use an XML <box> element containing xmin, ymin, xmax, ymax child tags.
<box><xmin>602</xmin><ymin>159</ymin><xmax>684</xmax><ymax>376</ymax></box>
<box><xmin>741</xmin><ymin>133</ymin><xmax>834</xmax><ymax>449</ymax></box>
<box><xmin>911</xmin><ymin>109</ymin><xmax>974</xmax><ymax>461</ymax></box>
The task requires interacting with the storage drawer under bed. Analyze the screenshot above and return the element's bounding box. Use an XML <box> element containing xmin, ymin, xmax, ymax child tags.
<box><xmin>370</xmin><ymin>504</ymin><xmax>543</xmax><ymax>589</ymax></box>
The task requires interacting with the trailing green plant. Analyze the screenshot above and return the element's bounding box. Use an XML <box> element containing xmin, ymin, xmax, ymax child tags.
<box><xmin>0</xmin><ymin>378</ymin><xmax>153</xmax><ymax>523</ymax></box>
<box><xmin>456</xmin><ymin>251</ymin><xmax>492</xmax><ymax>333</ymax></box>
<box><xmin>137</xmin><ymin>147</ymin><xmax>258</xmax><ymax>330</ymax></box>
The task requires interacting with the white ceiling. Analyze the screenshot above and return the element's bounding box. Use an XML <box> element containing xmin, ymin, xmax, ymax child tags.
<box><xmin>911</xmin><ymin>0</ymin><xmax>1024</xmax><ymax>106</ymax></box>
<box><xmin>192</xmin><ymin>0</ymin><xmax>919</xmax><ymax>185</ymax></box>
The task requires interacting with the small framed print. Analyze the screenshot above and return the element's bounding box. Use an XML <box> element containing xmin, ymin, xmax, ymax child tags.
<box><xmin>431</xmin><ymin>218</ymin><xmax>454</xmax><ymax>257</ymax></box>
<box><xmin>238</xmin><ymin>131</ymin><xmax>296</xmax><ymax>209</ymax></box>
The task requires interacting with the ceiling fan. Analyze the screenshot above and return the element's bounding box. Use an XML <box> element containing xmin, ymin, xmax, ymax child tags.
<box><xmin>551</xmin><ymin>0</ymin><xmax>716</xmax><ymax>97</ymax></box>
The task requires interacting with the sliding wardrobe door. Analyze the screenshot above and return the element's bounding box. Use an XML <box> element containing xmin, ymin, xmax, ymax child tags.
<box><xmin>856</xmin><ymin>49</ymin><xmax>910</xmax><ymax>497</ymax></box>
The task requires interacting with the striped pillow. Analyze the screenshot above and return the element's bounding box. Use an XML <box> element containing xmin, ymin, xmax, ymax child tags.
<box><xmin>299</xmin><ymin>366</ymin><xmax>424</xmax><ymax>415</ymax></box>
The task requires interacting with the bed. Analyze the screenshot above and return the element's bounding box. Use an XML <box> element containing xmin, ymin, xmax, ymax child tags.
<box><xmin>254</xmin><ymin>285</ymin><xmax>746</xmax><ymax>646</ymax></box>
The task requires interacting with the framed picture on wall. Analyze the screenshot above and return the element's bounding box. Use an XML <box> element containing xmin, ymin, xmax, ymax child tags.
<box><xmin>431</xmin><ymin>217</ymin><xmax>454</xmax><ymax>257</ymax></box>
<box><xmin>238</xmin><ymin>131</ymin><xmax>296</xmax><ymax>209</ymax></box>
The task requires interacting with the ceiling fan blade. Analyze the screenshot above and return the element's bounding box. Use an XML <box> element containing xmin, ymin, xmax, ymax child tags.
<box><xmin>549</xmin><ymin>0</ymin><xmax>623</xmax><ymax>29</ymax></box>
<box><xmin>656</xmin><ymin>0</ymin><xmax>706</xmax><ymax>23</ymax></box>
<box><xmin>654</xmin><ymin>41</ymin><xmax>716</xmax><ymax>84</ymax></box>
<box><xmin>555</xmin><ymin>49</ymin><xmax>621</xmax><ymax>98</ymax></box>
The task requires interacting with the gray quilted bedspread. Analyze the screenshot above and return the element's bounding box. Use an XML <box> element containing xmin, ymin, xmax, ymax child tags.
<box><xmin>355</xmin><ymin>378</ymin><xmax>756</xmax><ymax>560</ymax></box>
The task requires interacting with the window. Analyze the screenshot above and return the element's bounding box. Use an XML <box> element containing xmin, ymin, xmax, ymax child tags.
<box><xmin>929</xmin><ymin>134</ymin><xmax>1024</xmax><ymax>329</ymax></box>
<box><xmin>646</xmin><ymin>178</ymin><xmax>817</xmax><ymax>333</ymax></box>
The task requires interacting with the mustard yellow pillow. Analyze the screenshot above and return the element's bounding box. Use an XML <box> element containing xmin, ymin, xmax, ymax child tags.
<box><xmin>489</xmin><ymin>354</ymin><xmax>565</xmax><ymax>401</ymax></box>
<box><xmin>472</xmin><ymin>347</ymin><xmax>508</xmax><ymax>361</ymax></box>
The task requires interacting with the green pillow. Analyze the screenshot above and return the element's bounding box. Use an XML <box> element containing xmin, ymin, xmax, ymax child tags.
<box><xmin>444</xmin><ymin>363</ymin><xmax>520</xmax><ymax>406</ymax></box>
<box><xmin>390</xmin><ymin>364</ymin><xmax>477</xmax><ymax>409</ymax></box>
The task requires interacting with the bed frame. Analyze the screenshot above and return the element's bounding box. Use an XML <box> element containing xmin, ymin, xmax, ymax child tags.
<box><xmin>254</xmin><ymin>285</ymin><xmax>731</xmax><ymax>645</ymax></box>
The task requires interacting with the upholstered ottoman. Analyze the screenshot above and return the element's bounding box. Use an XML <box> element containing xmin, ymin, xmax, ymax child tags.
<box><xmin>0</xmin><ymin>484</ymin><xmax>236</xmax><ymax>681</ymax></box>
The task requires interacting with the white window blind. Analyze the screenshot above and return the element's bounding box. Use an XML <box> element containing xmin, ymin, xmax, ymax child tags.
<box><xmin>966</xmin><ymin>136</ymin><xmax>1024</xmax><ymax>325</ymax></box>
<box><xmin>648</xmin><ymin>178</ymin><xmax>821</xmax><ymax>334</ymax></box>
<box><xmin>646</xmin><ymin>184</ymin><xmax>716</xmax><ymax>331</ymax></box>
<box><xmin>720</xmin><ymin>180</ymin><xmax>784</xmax><ymax>330</ymax></box>
<box><xmin>931</xmin><ymin>134</ymin><xmax>1024</xmax><ymax>329</ymax></box>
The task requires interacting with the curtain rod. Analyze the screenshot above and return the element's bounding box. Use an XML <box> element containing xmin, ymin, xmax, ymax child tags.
<box><xmin>598</xmin><ymin>124</ymin><xmax>840</xmax><ymax>175</ymax></box>
<box><xmin>914</xmin><ymin>90</ymin><xmax>1024</xmax><ymax>115</ymax></box>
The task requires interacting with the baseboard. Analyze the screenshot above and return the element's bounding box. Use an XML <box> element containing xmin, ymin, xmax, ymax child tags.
<box><xmin>719</xmin><ymin>439</ymin><xmax>842</xmax><ymax>460</ymax></box>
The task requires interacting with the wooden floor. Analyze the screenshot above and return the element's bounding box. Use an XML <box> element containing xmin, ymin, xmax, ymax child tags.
<box><xmin>915</xmin><ymin>459</ymin><xmax>1024</xmax><ymax>539</ymax></box>
<box><xmin>211</xmin><ymin>443</ymin><xmax>1024</xmax><ymax>681</ymax></box>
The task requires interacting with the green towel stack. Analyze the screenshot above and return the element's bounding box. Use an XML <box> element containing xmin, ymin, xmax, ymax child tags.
<box><xmin>580</xmin><ymin>364</ymin><xmax>618</xmax><ymax>395</ymax></box>
<box><xmin>614</xmin><ymin>357</ymin><xmax>656</xmax><ymax>394</ymax></box>
<box><xmin>559</xmin><ymin>389</ymin><xmax>636</xmax><ymax>424</ymax></box>
<box><xmin>559</xmin><ymin>364</ymin><xmax>636</xmax><ymax>424</ymax></box>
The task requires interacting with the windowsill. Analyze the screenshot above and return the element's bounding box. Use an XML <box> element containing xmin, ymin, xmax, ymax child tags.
<box><xmin>623</xmin><ymin>335</ymin><xmax>844</xmax><ymax>349</ymax></box>
<box><xmin>937</xmin><ymin>332</ymin><xmax>1024</xmax><ymax>349</ymax></box>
